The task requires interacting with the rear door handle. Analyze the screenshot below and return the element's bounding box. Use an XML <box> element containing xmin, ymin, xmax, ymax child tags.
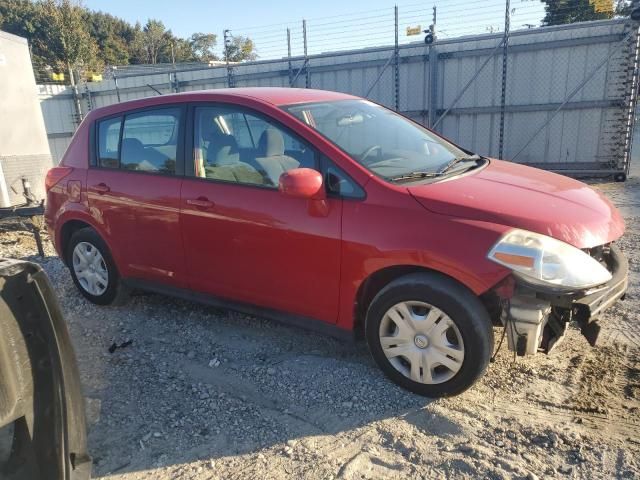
<box><xmin>186</xmin><ymin>197</ymin><xmax>214</xmax><ymax>209</ymax></box>
<box><xmin>90</xmin><ymin>183</ymin><xmax>110</xmax><ymax>194</ymax></box>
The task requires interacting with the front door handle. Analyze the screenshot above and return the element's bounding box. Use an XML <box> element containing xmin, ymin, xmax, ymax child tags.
<box><xmin>186</xmin><ymin>197</ymin><xmax>214</xmax><ymax>209</ymax></box>
<box><xmin>90</xmin><ymin>183</ymin><xmax>110</xmax><ymax>194</ymax></box>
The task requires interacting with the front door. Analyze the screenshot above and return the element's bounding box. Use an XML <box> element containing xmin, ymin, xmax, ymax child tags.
<box><xmin>180</xmin><ymin>105</ymin><xmax>342</xmax><ymax>324</ymax></box>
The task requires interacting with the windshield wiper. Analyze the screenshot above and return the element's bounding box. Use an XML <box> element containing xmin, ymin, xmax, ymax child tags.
<box><xmin>437</xmin><ymin>154</ymin><xmax>481</xmax><ymax>175</ymax></box>
<box><xmin>388</xmin><ymin>171</ymin><xmax>441</xmax><ymax>182</ymax></box>
<box><xmin>389</xmin><ymin>155</ymin><xmax>482</xmax><ymax>182</ymax></box>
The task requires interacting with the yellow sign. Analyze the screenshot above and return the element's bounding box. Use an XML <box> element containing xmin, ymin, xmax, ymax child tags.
<box><xmin>406</xmin><ymin>25</ymin><xmax>422</xmax><ymax>36</ymax></box>
<box><xmin>51</xmin><ymin>72</ymin><xmax>65</xmax><ymax>81</ymax></box>
<box><xmin>589</xmin><ymin>0</ymin><xmax>613</xmax><ymax>13</ymax></box>
<box><xmin>90</xmin><ymin>74</ymin><xmax>103</xmax><ymax>82</ymax></box>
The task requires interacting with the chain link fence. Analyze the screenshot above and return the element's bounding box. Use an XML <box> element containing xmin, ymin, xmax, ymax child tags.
<box><xmin>37</xmin><ymin>1</ymin><xmax>640</xmax><ymax>178</ymax></box>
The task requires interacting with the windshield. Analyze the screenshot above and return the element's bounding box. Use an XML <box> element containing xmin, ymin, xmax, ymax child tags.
<box><xmin>283</xmin><ymin>99</ymin><xmax>470</xmax><ymax>180</ymax></box>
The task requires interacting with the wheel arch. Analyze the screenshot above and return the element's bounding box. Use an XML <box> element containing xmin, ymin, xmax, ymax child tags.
<box><xmin>59</xmin><ymin>219</ymin><xmax>92</xmax><ymax>264</ymax></box>
<box><xmin>353</xmin><ymin>264</ymin><xmax>477</xmax><ymax>334</ymax></box>
<box><xmin>57</xmin><ymin>216</ymin><xmax>115</xmax><ymax>268</ymax></box>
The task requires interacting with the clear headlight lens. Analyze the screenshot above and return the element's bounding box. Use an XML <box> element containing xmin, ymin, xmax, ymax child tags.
<box><xmin>488</xmin><ymin>229</ymin><xmax>612</xmax><ymax>290</ymax></box>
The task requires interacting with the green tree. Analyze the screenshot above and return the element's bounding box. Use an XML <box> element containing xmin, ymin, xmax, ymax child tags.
<box><xmin>172</xmin><ymin>37</ymin><xmax>198</xmax><ymax>62</ymax></box>
<box><xmin>190</xmin><ymin>32</ymin><xmax>218</xmax><ymax>62</ymax></box>
<box><xmin>225</xmin><ymin>35</ymin><xmax>257</xmax><ymax>62</ymax></box>
<box><xmin>0</xmin><ymin>0</ymin><xmax>257</xmax><ymax>74</ymax></box>
<box><xmin>141</xmin><ymin>19</ymin><xmax>168</xmax><ymax>64</ymax></box>
<box><xmin>0</xmin><ymin>0</ymin><xmax>52</xmax><ymax>68</ymax></box>
<box><xmin>540</xmin><ymin>0</ymin><xmax>631</xmax><ymax>25</ymax></box>
<box><xmin>615</xmin><ymin>0</ymin><xmax>632</xmax><ymax>15</ymax></box>
<box><xmin>88</xmin><ymin>11</ymin><xmax>136</xmax><ymax>66</ymax></box>
<box><xmin>41</xmin><ymin>0</ymin><xmax>100</xmax><ymax>76</ymax></box>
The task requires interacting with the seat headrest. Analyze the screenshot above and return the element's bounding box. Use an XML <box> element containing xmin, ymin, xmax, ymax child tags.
<box><xmin>258</xmin><ymin>128</ymin><xmax>285</xmax><ymax>157</ymax></box>
<box><xmin>201</xmin><ymin>116</ymin><xmax>222</xmax><ymax>142</ymax></box>
<box><xmin>121</xmin><ymin>138</ymin><xmax>145</xmax><ymax>156</ymax></box>
<box><xmin>211</xmin><ymin>134</ymin><xmax>240</xmax><ymax>166</ymax></box>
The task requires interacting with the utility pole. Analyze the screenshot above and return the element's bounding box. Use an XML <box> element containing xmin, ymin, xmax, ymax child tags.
<box><xmin>287</xmin><ymin>28</ymin><xmax>293</xmax><ymax>86</ymax></box>
<box><xmin>68</xmin><ymin>64</ymin><xmax>83</xmax><ymax>124</ymax></box>
<box><xmin>427</xmin><ymin>5</ymin><xmax>438</xmax><ymax>127</ymax></box>
<box><xmin>224</xmin><ymin>29</ymin><xmax>235</xmax><ymax>88</ymax></box>
<box><xmin>303</xmin><ymin>20</ymin><xmax>310</xmax><ymax>88</ymax></box>
<box><xmin>498</xmin><ymin>0</ymin><xmax>510</xmax><ymax>159</ymax></box>
<box><xmin>394</xmin><ymin>5</ymin><xmax>399</xmax><ymax>111</ymax></box>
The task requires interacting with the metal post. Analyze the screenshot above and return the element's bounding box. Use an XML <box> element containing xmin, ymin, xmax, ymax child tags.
<box><xmin>69</xmin><ymin>66</ymin><xmax>83</xmax><ymax>125</ymax></box>
<box><xmin>224</xmin><ymin>29</ymin><xmax>235</xmax><ymax>88</ymax></box>
<box><xmin>0</xmin><ymin>161</ymin><xmax>11</xmax><ymax>208</ymax></box>
<box><xmin>427</xmin><ymin>6</ymin><xmax>438</xmax><ymax>127</ymax></box>
<box><xmin>394</xmin><ymin>5</ymin><xmax>400</xmax><ymax>112</ymax></box>
<box><xmin>623</xmin><ymin>24</ymin><xmax>640</xmax><ymax>179</ymax></box>
<box><xmin>112</xmin><ymin>67</ymin><xmax>121</xmax><ymax>103</ymax></box>
<box><xmin>170</xmin><ymin>71</ymin><xmax>179</xmax><ymax>93</ymax></box>
<box><xmin>287</xmin><ymin>28</ymin><xmax>293</xmax><ymax>87</ymax></box>
<box><xmin>498</xmin><ymin>0</ymin><xmax>511</xmax><ymax>159</ymax></box>
<box><xmin>83</xmin><ymin>81</ymin><xmax>93</xmax><ymax>112</ymax></box>
<box><xmin>303</xmin><ymin>20</ymin><xmax>310</xmax><ymax>88</ymax></box>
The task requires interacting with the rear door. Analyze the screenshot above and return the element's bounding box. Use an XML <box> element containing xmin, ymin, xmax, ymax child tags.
<box><xmin>87</xmin><ymin>106</ymin><xmax>187</xmax><ymax>287</ymax></box>
<box><xmin>180</xmin><ymin>104</ymin><xmax>342</xmax><ymax>324</ymax></box>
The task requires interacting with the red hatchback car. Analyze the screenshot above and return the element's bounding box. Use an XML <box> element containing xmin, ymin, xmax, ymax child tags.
<box><xmin>45</xmin><ymin>88</ymin><xmax>628</xmax><ymax>397</ymax></box>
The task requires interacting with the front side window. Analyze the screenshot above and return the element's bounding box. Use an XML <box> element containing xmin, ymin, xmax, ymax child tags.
<box><xmin>193</xmin><ymin>106</ymin><xmax>316</xmax><ymax>187</ymax></box>
<box><xmin>120</xmin><ymin>108</ymin><xmax>181</xmax><ymax>174</ymax></box>
<box><xmin>326</xmin><ymin>164</ymin><xmax>364</xmax><ymax>199</ymax></box>
<box><xmin>283</xmin><ymin>100</ymin><xmax>475</xmax><ymax>182</ymax></box>
<box><xmin>97</xmin><ymin>117</ymin><xmax>122</xmax><ymax>168</ymax></box>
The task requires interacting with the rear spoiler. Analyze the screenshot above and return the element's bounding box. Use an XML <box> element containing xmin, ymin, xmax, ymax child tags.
<box><xmin>0</xmin><ymin>259</ymin><xmax>91</xmax><ymax>480</ymax></box>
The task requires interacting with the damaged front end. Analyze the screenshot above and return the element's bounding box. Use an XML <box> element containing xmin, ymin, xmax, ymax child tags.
<box><xmin>487</xmin><ymin>244</ymin><xmax>628</xmax><ymax>356</ymax></box>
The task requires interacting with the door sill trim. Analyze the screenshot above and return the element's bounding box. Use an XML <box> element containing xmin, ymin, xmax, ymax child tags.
<box><xmin>122</xmin><ymin>278</ymin><xmax>354</xmax><ymax>342</ymax></box>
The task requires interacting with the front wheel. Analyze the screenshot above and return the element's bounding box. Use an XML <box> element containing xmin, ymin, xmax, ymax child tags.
<box><xmin>365</xmin><ymin>272</ymin><xmax>493</xmax><ymax>397</ymax></box>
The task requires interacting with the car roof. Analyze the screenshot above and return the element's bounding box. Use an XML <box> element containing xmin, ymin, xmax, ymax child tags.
<box><xmin>85</xmin><ymin>87</ymin><xmax>358</xmax><ymax>120</ymax></box>
<box><xmin>202</xmin><ymin>87</ymin><xmax>358</xmax><ymax>105</ymax></box>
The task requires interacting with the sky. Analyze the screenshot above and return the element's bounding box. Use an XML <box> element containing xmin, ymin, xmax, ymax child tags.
<box><xmin>83</xmin><ymin>0</ymin><xmax>546</xmax><ymax>59</ymax></box>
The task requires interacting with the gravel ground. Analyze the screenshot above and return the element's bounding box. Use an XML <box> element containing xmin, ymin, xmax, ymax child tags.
<box><xmin>1</xmin><ymin>178</ymin><xmax>639</xmax><ymax>480</ymax></box>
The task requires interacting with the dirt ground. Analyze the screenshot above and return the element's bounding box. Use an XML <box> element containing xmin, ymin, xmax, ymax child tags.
<box><xmin>1</xmin><ymin>177</ymin><xmax>639</xmax><ymax>480</ymax></box>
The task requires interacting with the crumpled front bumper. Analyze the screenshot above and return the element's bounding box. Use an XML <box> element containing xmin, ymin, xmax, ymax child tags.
<box><xmin>496</xmin><ymin>245</ymin><xmax>628</xmax><ymax>355</ymax></box>
<box><xmin>554</xmin><ymin>244</ymin><xmax>628</xmax><ymax>346</ymax></box>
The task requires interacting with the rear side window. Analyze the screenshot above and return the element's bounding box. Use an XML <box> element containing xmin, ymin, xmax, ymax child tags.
<box><xmin>120</xmin><ymin>108</ymin><xmax>181</xmax><ymax>174</ymax></box>
<box><xmin>97</xmin><ymin>117</ymin><xmax>122</xmax><ymax>168</ymax></box>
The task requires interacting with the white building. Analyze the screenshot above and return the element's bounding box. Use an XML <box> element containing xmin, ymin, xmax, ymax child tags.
<box><xmin>0</xmin><ymin>30</ymin><xmax>52</xmax><ymax>207</ymax></box>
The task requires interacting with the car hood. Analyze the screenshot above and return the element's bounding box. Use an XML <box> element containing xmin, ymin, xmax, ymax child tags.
<box><xmin>408</xmin><ymin>160</ymin><xmax>624</xmax><ymax>249</ymax></box>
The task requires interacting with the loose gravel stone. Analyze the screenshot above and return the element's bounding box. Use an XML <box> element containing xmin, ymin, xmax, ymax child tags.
<box><xmin>1</xmin><ymin>178</ymin><xmax>639</xmax><ymax>479</ymax></box>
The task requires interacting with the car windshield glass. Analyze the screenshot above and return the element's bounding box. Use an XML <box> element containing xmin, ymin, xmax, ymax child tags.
<box><xmin>282</xmin><ymin>99</ymin><xmax>471</xmax><ymax>180</ymax></box>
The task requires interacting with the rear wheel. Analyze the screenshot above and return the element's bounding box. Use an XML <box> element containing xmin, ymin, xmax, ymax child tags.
<box><xmin>365</xmin><ymin>272</ymin><xmax>493</xmax><ymax>397</ymax></box>
<box><xmin>66</xmin><ymin>228</ymin><xmax>128</xmax><ymax>305</ymax></box>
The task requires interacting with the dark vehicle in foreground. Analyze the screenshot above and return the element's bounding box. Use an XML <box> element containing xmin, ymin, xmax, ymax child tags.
<box><xmin>44</xmin><ymin>88</ymin><xmax>627</xmax><ymax>397</ymax></box>
<box><xmin>0</xmin><ymin>259</ymin><xmax>90</xmax><ymax>480</ymax></box>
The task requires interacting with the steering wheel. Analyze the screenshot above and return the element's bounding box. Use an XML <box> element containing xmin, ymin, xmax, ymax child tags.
<box><xmin>360</xmin><ymin>145</ymin><xmax>382</xmax><ymax>164</ymax></box>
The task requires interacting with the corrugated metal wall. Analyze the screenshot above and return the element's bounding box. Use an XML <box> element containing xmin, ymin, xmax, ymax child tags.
<box><xmin>39</xmin><ymin>19</ymin><xmax>638</xmax><ymax>174</ymax></box>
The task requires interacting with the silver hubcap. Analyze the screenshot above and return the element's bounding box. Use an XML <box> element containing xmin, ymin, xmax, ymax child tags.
<box><xmin>72</xmin><ymin>242</ymin><xmax>108</xmax><ymax>296</ymax></box>
<box><xmin>379</xmin><ymin>301</ymin><xmax>465</xmax><ymax>385</ymax></box>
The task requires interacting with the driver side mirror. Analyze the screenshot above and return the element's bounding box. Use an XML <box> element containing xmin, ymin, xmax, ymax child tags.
<box><xmin>278</xmin><ymin>168</ymin><xmax>325</xmax><ymax>200</ymax></box>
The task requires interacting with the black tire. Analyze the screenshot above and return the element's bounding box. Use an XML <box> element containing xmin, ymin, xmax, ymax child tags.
<box><xmin>365</xmin><ymin>272</ymin><xmax>493</xmax><ymax>397</ymax></box>
<box><xmin>66</xmin><ymin>227</ymin><xmax>129</xmax><ymax>306</ymax></box>
<box><xmin>614</xmin><ymin>172</ymin><xmax>627</xmax><ymax>182</ymax></box>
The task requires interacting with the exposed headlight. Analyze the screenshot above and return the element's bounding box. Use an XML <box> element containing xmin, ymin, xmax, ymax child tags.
<box><xmin>488</xmin><ymin>229</ymin><xmax>612</xmax><ymax>290</ymax></box>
